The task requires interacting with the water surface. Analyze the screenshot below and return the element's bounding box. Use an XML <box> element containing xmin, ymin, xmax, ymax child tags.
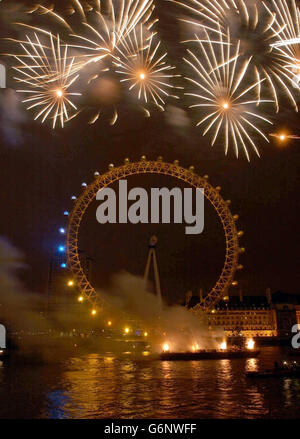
<box><xmin>0</xmin><ymin>347</ymin><xmax>299</xmax><ymax>419</ymax></box>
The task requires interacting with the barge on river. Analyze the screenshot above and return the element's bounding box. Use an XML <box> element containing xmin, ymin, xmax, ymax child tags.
<box><xmin>160</xmin><ymin>349</ymin><xmax>260</xmax><ymax>361</ymax></box>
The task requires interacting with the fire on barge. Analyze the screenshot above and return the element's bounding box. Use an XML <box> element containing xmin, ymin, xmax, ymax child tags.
<box><xmin>160</xmin><ymin>339</ymin><xmax>260</xmax><ymax>361</ymax></box>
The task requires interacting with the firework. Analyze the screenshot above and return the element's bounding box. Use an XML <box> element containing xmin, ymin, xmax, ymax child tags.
<box><xmin>20</xmin><ymin>1</ymin><xmax>157</xmax><ymax>125</ymax></box>
<box><xmin>112</xmin><ymin>25</ymin><xmax>181</xmax><ymax>113</ymax></box>
<box><xmin>66</xmin><ymin>1</ymin><xmax>158</xmax><ymax>124</ymax></box>
<box><xmin>184</xmin><ymin>29</ymin><xmax>273</xmax><ymax>161</ymax></box>
<box><xmin>172</xmin><ymin>0</ymin><xmax>300</xmax><ymax>112</ymax></box>
<box><xmin>265</xmin><ymin>0</ymin><xmax>300</xmax><ymax>90</ymax></box>
<box><xmin>10</xmin><ymin>33</ymin><xmax>81</xmax><ymax>128</ymax></box>
<box><xmin>170</xmin><ymin>0</ymin><xmax>238</xmax><ymax>36</ymax></box>
<box><xmin>267</xmin><ymin>0</ymin><xmax>300</xmax><ymax>50</ymax></box>
<box><xmin>58</xmin><ymin>0</ymin><xmax>156</xmax><ymax>65</ymax></box>
<box><xmin>270</xmin><ymin>132</ymin><xmax>300</xmax><ymax>141</ymax></box>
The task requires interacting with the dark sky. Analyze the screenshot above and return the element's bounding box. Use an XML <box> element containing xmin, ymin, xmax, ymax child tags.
<box><xmin>0</xmin><ymin>0</ymin><xmax>299</xmax><ymax>304</ymax></box>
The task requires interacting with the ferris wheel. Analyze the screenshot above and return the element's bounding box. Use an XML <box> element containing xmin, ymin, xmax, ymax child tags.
<box><xmin>62</xmin><ymin>157</ymin><xmax>244</xmax><ymax>314</ymax></box>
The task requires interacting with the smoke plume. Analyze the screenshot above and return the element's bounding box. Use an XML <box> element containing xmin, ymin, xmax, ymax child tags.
<box><xmin>101</xmin><ymin>271</ymin><xmax>224</xmax><ymax>352</ymax></box>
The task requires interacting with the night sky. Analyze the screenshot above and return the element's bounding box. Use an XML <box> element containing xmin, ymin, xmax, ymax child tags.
<box><xmin>0</xmin><ymin>0</ymin><xmax>299</xmax><ymax>305</ymax></box>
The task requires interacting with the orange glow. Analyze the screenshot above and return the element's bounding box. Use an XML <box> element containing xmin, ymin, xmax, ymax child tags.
<box><xmin>220</xmin><ymin>341</ymin><xmax>227</xmax><ymax>350</ymax></box>
<box><xmin>222</xmin><ymin>102</ymin><xmax>229</xmax><ymax>110</ymax></box>
<box><xmin>247</xmin><ymin>338</ymin><xmax>255</xmax><ymax>350</ymax></box>
<box><xmin>191</xmin><ymin>343</ymin><xmax>199</xmax><ymax>352</ymax></box>
<box><xmin>56</xmin><ymin>89</ymin><xmax>64</xmax><ymax>98</ymax></box>
<box><xmin>91</xmin><ymin>309</ymin><xmax>97</xmax><ymax>316</ymax></box>
<box><xmin>139</xmin><ymin>72</ymin><xmax>146</xmax><ymax>80</ymax></box>
<box><xmin>144</xmin><ymin>332</ymin><xmax>148</xmax><ymax>337</ymax></box>
<box><xmin>78</xmin><ymin>296</ymin><xmax>84</xmax><ymax>303</ymax></box>
<box><xmin>124</xmin><ymin>327</ymin><xmax>130</xmax><ymax>334</ymax></box>
<box><xmin>107</xmin><ymin>321</ymin><xmax>112</xmax><ymax>327</ymax></box>
<box><xmin>67</xmin><ymin>280</ymin><xmax>74</xmax><ymax>287</ymax></box>
<box><xmin>163</xmin><ymin>343</ymin><xmax>170</xmax><ymax>352</ymax></box>
<box><xmin>270</xmin><ymin>132</ymin><xmax>300</xmax><ymax>143</ymax></box>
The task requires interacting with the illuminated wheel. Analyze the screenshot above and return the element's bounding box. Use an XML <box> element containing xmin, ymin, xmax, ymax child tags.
<box><xmin>65</xmin><ymin>157</ymin><xmax>243</xmax><ymax>313</ymax></box>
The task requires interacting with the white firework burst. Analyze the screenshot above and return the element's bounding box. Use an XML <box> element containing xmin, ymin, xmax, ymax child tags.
<box><xmin>112</xmin><ymin>24</ymin><xmax>181</xmax><ymax>113</ymax></box>
<box><xmin>265</xmin><ymin>0</ymin><xmax>300</xmax><ymax>90</ymax></box>
<box><xmin>172</xmin><ymin>0</ymin><xmax>300</xmax><ymax>112</ymax></box>
<box><xmin>11</xmin><ymin>32</ymin><xmax>81</xmax><ymax>128</ymax></box>
<box><xmin>184</xmin><ymin>29</ymin><xmax>273</xmax><ymax>161</ymax></box>
<box><xmin>65</xmin><ymin>0</ymin><xmax>156</xmax><ymax>65</ymax></box>
<box><xmin>170</xmin><ymin>0</ymin><xmax>238</xmax><ymax>36</ymax></box>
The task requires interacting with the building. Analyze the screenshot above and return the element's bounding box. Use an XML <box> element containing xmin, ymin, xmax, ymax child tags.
<box><xmin>189</xmin><ymin>290</ymin><xmax>300</xmax><ymax>339</ymax></box>
<box><xmin>271</xmin><ymin>291</ymin><xmax>300</xmax><ymax>338</ymax></box>
<box><xmin>206</xmin><ymin>295</ymin><xmax>277</xmax><ymax>338</ymax></box>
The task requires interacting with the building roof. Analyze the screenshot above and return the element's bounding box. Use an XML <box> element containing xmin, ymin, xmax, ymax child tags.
<box><xmin>216</xmin><ymin>296</ymin><xmax>271</xmax><ymax>310</ymax></box>
<box><xmin>186</xmin><ymin>291</ymin><xmax>300</xmax><ymax>310</ymax></box>
<box><xmin>272</xmin><ymin>291</ymin><xmax>300</xmax><ymax>305</ymax></box>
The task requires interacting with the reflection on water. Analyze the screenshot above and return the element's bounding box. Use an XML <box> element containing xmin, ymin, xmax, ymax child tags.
<box><xmin>246</xmin><ymin>358</ymin><xmax>259</xmax><ymax>372</ymax></box>
<box><xmin>0</xmin><ymin>347</ymin><xmax>300</xmax><ymax>419</ymax></box>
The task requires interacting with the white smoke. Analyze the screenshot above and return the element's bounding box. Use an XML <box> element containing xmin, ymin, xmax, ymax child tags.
<box><xmin>165</xmin><ymin>104</ymin><xmax>190</xmax><ymax>129</ymax></box>
<box><xmin>0</xmin><ymin>89</ymin><xmax>27</xmax><ymax>147</ymax></box>
<box><xmin>101</xmin><ymin>271</ymin><xmax>224</xmax><ymax>352</ymax></box>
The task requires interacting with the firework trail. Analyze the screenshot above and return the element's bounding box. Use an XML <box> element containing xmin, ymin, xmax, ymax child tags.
<box><xmin>112</xmin><ymin>24</ymin><xmax>181</xmax><ymax>114</ymax></box>
<box><xmin>170</xmin><ymin>0</ymin><xmax>236</xmax><ymax>35</ymax></box>
<box><xmin>172</xmin><ymin>0</ymin><xmax>300</xmax><ymax>112</ymax></box>
<box><xmin>270</xmin><ymin>132</ymin><xmax>300</xmax><ymax>140</ymax></box>
<box><xmin>184</xmin><ymin>28</ymin><xmax>273</xmax><ymax>161</ymax></box>
<box><xmin>31</xmin><ymin>0</ymin><xmax>156</xmax><ymax>66</ymax></box>
<box><xmin>9</xmin><ymin>33</ymin><xmax>81</xmax><ymax>128</ymax></box>
<box><xmin>265</xmin><ymin>0</ymin><xmax>300</xmax><ymax>90</ymax></box>
<box><xmin>7</xmin><ymin>1</ymin><xmax>160</xmax><ymax>126</ymax></box>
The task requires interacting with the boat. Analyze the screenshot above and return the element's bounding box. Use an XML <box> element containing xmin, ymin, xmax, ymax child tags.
<box><xmin>246</xmin><ymin>361</ymin><xmax>300</xmax><ymax>378</ymax></box>
<box><xmin>246</xmin><ymin>369</ymin><xmax>300</xmax><ymax>378</ymax></box>
<box><xmin>160</xmin><ymin>349</ymin><xmax>260</xmax><ymax>361</ymax></box>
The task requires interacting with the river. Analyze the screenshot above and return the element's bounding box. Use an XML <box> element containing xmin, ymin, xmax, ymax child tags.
<box><xmin>0</xmin><ymin>347</ymin><xmax>299</xmax><ymax>419</ymax></box>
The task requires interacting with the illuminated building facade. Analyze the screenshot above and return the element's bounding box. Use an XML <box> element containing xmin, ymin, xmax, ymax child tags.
<box><xmin>189</xmin><ymin>290</ymin><xmax>300</xmax><ymax>338</ymax></box>
<box><xmin>270</xmin><ymin>291</ymin><xmax>300</xmax><ymax>338</ymax></box>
